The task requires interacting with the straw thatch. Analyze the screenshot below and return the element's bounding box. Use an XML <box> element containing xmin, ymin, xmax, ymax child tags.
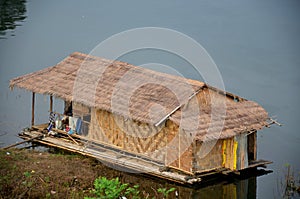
<box><xmin>170</xmin><ymin>87</ymin><xmax>268</xmax><ymax>141</ymax></box>
<box><xmin>10</xmin><ymin>52</ymin><xmax>268</xmax><ymax>141</ymax></box>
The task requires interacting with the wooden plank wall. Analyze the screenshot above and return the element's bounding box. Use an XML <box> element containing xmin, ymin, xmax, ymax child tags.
<box><xmin>235</xmin><ymin>134</ymin><xmax>248</xmax><ymax>170</ymax></box>
<box><xmin>194</xmin><ymin>136</ymin><xmax>247</xmax><ymax>172</ymax></box>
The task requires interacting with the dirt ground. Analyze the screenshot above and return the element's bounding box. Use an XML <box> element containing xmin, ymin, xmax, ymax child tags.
<box><xmin>0</xmin><ymin>147</ymin><xmax>180</xmax><ymax>199</ymax></box>
<box><xmin>0</xmin><ymin>148</ymin><xmax>102</xmax><ymax>198</ymax></box>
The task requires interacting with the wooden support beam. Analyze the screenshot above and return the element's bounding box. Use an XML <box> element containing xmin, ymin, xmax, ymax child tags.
<box><xmin>50</xmin><ymin>95</ymin><xmax>53</xmax><ymax>112</ymax></box>
<box><xmin>31</xmin><ymin>92</ymin><xmax>35</xmax><ymax>126</ymax></box>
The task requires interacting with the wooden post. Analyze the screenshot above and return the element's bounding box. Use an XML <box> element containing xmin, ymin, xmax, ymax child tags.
<box><xmin>50</xmin><ymin>95</ymin><xmax>53</xmax><ymax>112</ymax></box>
<box><xmin>179</xmin><ymin>129</ymin><xmax>181</xmax><ymax>169</ymax></box>
<box><xmin>253</xmin><ymin>131</ymin><xmax>257</xmax><ymax>160</ymax></box>
<box><xmin>31</xmin><ymin>92</ymin><xmax>35</xmax><ymax>126</ymax></box>
<box><xmin>165</xmin><ymin>127</ymin><xmax>167</xmax><ymax>166</ymax></box>
<box><xmin>192</xmin><ymin>140</ymin><xmax>196</xmax><ymax>173</ymax></box>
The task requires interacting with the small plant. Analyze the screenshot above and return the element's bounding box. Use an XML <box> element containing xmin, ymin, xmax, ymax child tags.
<box><xmin>45</xmin><ymin>192</ymin><xmax>51</xmax><ymax>199</ymax></box>
<box><xmin>157</xmin><ymin>187</ymin><xmax>176</xmax><ymax>199</ymax></box>
<box><xmin>125</xmin><ymin>184</ymin><xmax>140</xmax><ymax>199</ymax></box>
<box><xmin>23</xmin><ymin>171</ymin><xmax>31</xmax><ymax>178</ymax></box>
<box><xmin>85</xmin><ymin>177</ymin><xmax>128</xmax><ymax>199</ymax></box>
<box><xmin>44</xmin><ymin>176</ymin><xmax>50</xmax><ymax>183</ymax></box>
<box><xmin>277</xmin><ymin>164</ymin><xmax>300</xmax><ymax>198</ymax></box>
<box><xmin>22</xmin><ymin>171</ymin><xmax>34</xmax><ymax>188</ymax></box>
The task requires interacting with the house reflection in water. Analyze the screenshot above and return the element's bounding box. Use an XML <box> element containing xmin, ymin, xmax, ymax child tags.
<box><xmin>190</xmin><ymin>177</ymin><xmax>257</xmax><ymax>199</ymax></box>
<box><xmin>118</xmin><ymin>171</ymin><xmax>260</xmax><ymax>199</ymax></box>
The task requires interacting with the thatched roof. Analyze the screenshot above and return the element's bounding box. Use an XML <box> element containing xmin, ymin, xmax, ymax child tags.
<box><xmin>10</xmin><ymin>52</ymin><xmax>268</xmax><ymax>141</ymax></box>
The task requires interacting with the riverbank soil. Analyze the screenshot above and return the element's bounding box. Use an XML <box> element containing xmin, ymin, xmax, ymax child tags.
<box><xmin>0</xmin><ymin>148</ymin><xmax>100</xmax><ymax>198</ymax></box>
<box><xmin>0</xmin><ymin>148</ymin><xmax>178</xmax><ymax>198</ymax></box>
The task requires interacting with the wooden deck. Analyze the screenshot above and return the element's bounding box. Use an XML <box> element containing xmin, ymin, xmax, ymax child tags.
<box><xmin>18</xmin><ymin>126</ymin><xmax>272</xmax><ymax>185</ymax></box>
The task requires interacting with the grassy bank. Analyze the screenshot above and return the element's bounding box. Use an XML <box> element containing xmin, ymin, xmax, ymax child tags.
<box><xmin>0</xmin><ymin>148</ymin><xmax>178</xmax><ymax>199</ymax></box>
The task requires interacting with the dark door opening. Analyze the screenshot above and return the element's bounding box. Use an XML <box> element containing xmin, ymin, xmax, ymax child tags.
<box><xmin>247</xmin><ymin>131</ymin><xmax>257</xmax><ymax>163</ymax></box>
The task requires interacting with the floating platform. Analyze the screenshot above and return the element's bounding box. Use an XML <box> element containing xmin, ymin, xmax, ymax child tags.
<box><xmin>18</xmin><ymin>125</ymin><xmax>272</xmax><ymax>185</ymax></box>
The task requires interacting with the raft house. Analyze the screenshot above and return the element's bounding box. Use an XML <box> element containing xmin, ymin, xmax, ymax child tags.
<box><xmin>9</xmin><ymin>52</ymin><xmax>273</xmax><ymax>185</ymax></box>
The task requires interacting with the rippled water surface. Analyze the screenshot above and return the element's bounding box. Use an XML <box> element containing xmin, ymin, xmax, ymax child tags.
<box><xmin>0</xmin><ymin>1</ymin><xmax>299</xmax><ymax>198</ymax></box>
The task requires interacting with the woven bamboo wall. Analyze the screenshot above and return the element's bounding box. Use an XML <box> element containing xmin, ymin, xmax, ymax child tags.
<box><xmin>87</xmin><ymin>109</ymin><xmax>171</xmax><ymax>161</ymax></box>
<box><xmin>194</xmin><ymin>139</ymin><xmax>223</xmax><ymax>171</ymax></box>
<box><xmin>165</xmin><ymin>128</ymin><xmax>194</xmax><ymax>172</ymax></box>
<box><xmin>85</xmin><ymin>108</ymin><xmax>194</xmax><ymax>172</ymax></box>
<box><xmin>168</xmin><ymin>145</ymin><xmax>193</xmax><ymax>173</ymax></box>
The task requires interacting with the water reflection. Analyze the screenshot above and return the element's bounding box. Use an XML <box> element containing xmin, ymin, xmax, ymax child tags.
<box><xmin>0</xmin><ymin>0</ymin><xmax>27</xmax><ymax>39</ymax></box>
<box><xmin>96</xmin><ymin>162</ymin><xmax>266</xmax><ymax>199</ymax></box>
<box><xmin>120</xmin><ymin>172</ymin><xmax>259</xmax><ymax>199</ymax></box>
<box><xmin>190</xmin><ymin>177</ymin><xmax>257</xmax><ymax>199</ymax></box>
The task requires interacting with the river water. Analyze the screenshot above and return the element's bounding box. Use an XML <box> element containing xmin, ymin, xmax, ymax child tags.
<box><xmin>0</xmin><ymin>0</ymin><xmax>299</xmax><ymax>198</ymax></box>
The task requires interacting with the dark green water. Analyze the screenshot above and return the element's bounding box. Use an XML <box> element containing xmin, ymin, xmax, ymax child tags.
<box><xmin>0</xmin><ymin>0</ymin><xmax>299</xmax><ymax>198</ymax></box>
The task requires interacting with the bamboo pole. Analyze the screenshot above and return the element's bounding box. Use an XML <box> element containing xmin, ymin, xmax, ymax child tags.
<box><xmin>67</xmin><ymin>134</ymin><xmax>79</xmax><ymax>145</ymax></box>
<box><xmin>31</xmin><ymin>92</ymin><xmax>35</xmax><ymax>126</ymax></box>
<box><xmin>2</xmin><ymin>135</ymin><xmax>43</xmax><ymax>149</ymax></box>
